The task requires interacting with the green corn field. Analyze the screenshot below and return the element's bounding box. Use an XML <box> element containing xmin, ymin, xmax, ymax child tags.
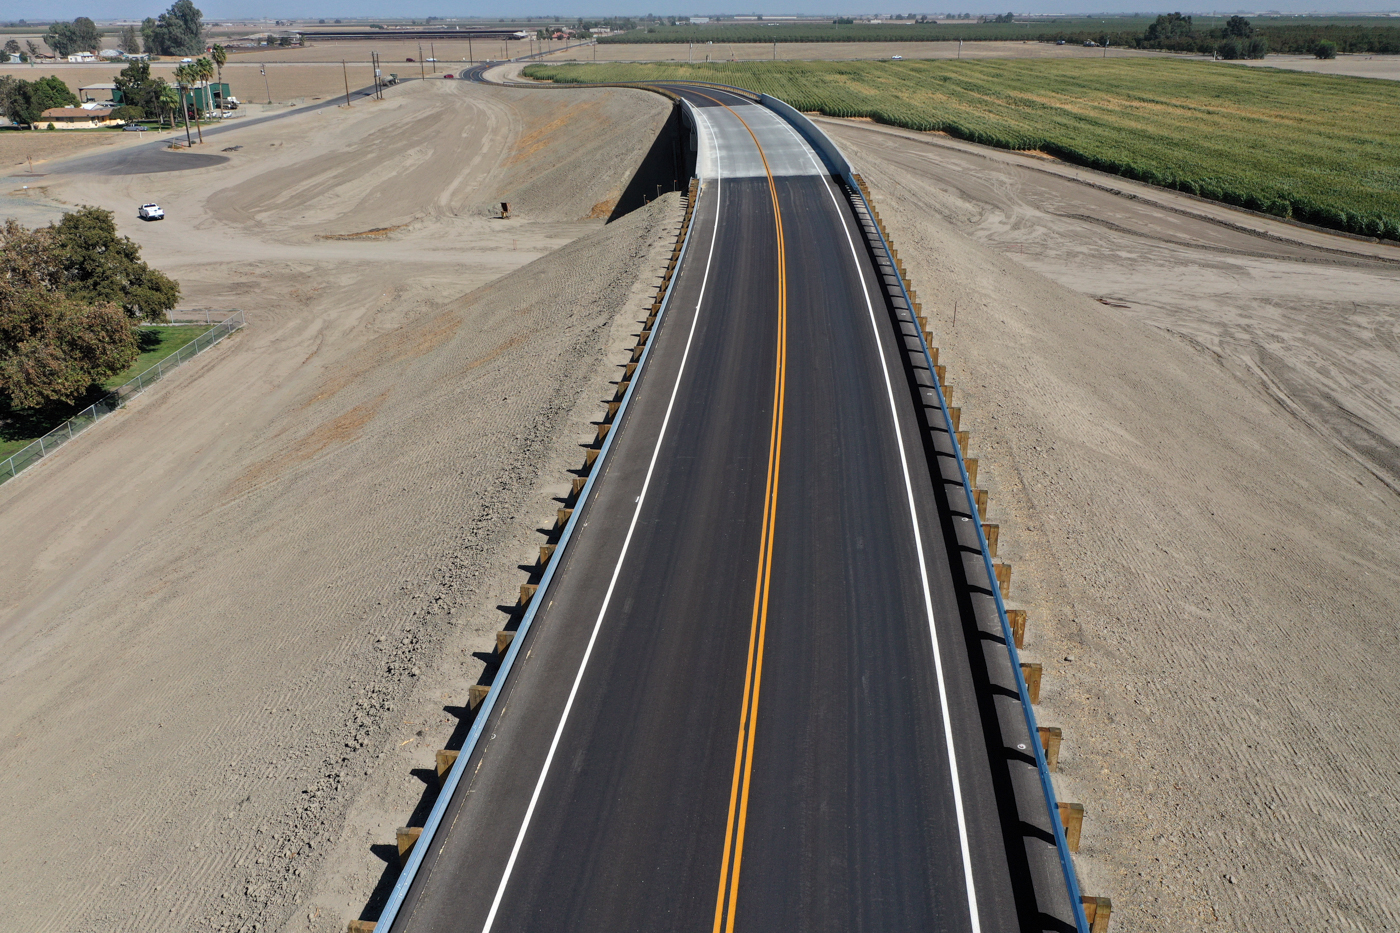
<box><xmin>523</xmin><ymin>58</ymin><xmax>1400</xmax><ymax>241</ymax></box>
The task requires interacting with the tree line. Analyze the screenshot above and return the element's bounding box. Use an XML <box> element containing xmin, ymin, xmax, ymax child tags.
<box><xmin>1</xmin><ymin>209</ymin><xmax>179</xmax><ymax>409</ymax></box>
<box><xmin>35</xmin><ymin>1</ymin><xmax>205</xmax><ymax>59</ymax></box>
<box><xmin>0</xmin><ymin>75</ymin><xmax>79</xmax><ymax>126</ymax></box>
<box><xmin>1</xmin><ymin>51</ymin><xmax>226</xmax><ymax>134</ymax></box>
<box><xmin>1042</xmin><ymin>15</ymin><xmax>1400</xmax><ymax>58</ymax></box>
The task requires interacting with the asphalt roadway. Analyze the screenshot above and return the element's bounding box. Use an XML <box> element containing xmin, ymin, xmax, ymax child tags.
<box><xmin>382</xmin><ymin>85</ymin><xmax>1032</xmax><ymax>933</ymax></box>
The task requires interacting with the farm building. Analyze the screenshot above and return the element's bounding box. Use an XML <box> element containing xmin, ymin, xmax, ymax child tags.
<box><xmin>39</xmin><ymin>107</ymin><xmax>118</xmax><ymax>128</ymax></box>
<box><xmin>79</xmin><ymin>83</ymin><xmax>118</xmax><ymax>103</ymax></box>
<box><xmin>180</xmin><ymin>82</ymin><xmax>233</xmax><ymax>111</ymax></box>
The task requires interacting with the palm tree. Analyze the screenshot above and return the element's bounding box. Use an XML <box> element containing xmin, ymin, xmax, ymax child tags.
<box><xmin>173</xmin><ymin>64</ymin><xmax>195</xmax><ymax>147</ymax></box>
<box><xmin>195</xmin><ymin>56</ymin><xmax>215</xmax><ymax>133</ymax></box>
<box><xmin>158</xmin><ymin>82</ymin><xmax>179</xmax><ymax>130</ymax></box>
<box><xmin>211</xmin><ymin>44</ymin><xmax>227</xmax><ymax>103</ymax></box>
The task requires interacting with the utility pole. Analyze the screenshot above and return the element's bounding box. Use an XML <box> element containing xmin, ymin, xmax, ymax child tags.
<box><xmin>418</xmin><ymin>45</ymin><xmax>426</xmax><ymax>80</ymax></box>
<box><xmin>342</xmin><ymin>59</ymin><xmax>351</xmax><ymax>106</ymax></box>
<box><xmin>431</xmin><ymin>42</ymin><xmax>436</xmax><ymax>72</ymax></box>
<box><xmin>468</xmin><ymin>36</ymin><xmax>473</xmax><ymax>65</ymax></box>
<box><xmin>261</xmin><ymin>63</ymin><xmax>270</xmax><ymax>103</ymax></box>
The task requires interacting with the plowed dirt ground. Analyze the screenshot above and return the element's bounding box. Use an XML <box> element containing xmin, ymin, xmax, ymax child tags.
<box><xmin>0</xmin><ymin>79</ymin><xmax>679</xmax><ymax>933</ymax></box>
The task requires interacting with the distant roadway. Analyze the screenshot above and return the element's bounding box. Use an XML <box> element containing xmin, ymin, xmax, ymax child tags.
<box><xmin>385</xmin><ymin>83</ymin><xmax>1027</xmax><ymax>932</ymax></box>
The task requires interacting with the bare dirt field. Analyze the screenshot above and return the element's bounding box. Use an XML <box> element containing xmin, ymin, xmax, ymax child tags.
<box><xmin>0</xmin><ymin>60</ymin><xmax>416</xmax><ymax>108</ymax></box>
<box><xmin>1236</xmin><ymin>52</ymin><xmax>1400</xmax><ymax>81</ymax></box>
<box><xmin>826</xmin><ymin>119</ymin><xmax>1400</xmax><ymax>932</ymax></box>
<box><xmin>0</xmin><ymin>79</ymin><xmax>678</xmax><ymax>933</ymax></box>
<box><xmin>227</xmin><ymin>38</ymin><xmax>539</xmax><ymax>65</ymax></box>
<box><xmin>1</xmin><ymin>125</ymin><xmax>133</xmax><ymax>172</ymax></box>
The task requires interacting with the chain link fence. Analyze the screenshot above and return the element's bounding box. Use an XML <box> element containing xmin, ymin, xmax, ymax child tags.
<box><xmin>1</xmin><ymin>311</ymin><xmax>246</xmax><ymax>485</ymax></box>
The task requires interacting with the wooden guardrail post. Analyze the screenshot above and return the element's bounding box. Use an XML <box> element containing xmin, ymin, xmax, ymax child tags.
<box><xmin>1021</xmin><ymin>662</ymin><xmax>1042</xmax><ymax>703</ymax></box>
<box><xmin>435</xmin><ymin>749</ymin><xmax>459</xmax><ymax>784</ymax></box>
<box><xmin>1038</xmin><ymin>726</ymin><xmax>1062</xmax><ymax>770</ymax></box>
<box><xmin>994</xmin><ymin>562</ymin><xmax>1012</xmax><ymax>598</ymax></box>
<box><xmin>1058</xmin><ymin>802</ymin><xmax>1084</xmax><ymax>852</ymax></box>
<box><xmin>467</xmin><ymin>684</ymin><xmax>490</xmax><ymax>709</ymax></box>
<box><xmin>1082</xmin><ymin>896</ymin><xmax>1113</xmax><ymax>933</ymax></box>
<box><xmin>981</xmin><ymin>521</ymin><xmax>997</xmax><ymax>557</ymax></box>
<box><xmin>396</xmin><ymin>826</ymin><xmax>423</xmax><ymax>864</ymax></box>
<box><xmin>1006</xmin><ymin>608</ymin><xmax>1026</xmax><ymax>648</ymax></box>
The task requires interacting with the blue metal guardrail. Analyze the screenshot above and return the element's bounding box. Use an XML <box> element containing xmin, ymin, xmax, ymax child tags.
<box><xmin>843</xmin><ymin>177</ymin><xmax>1091</xmax><ymax>933</ymax></box>
<box><xmin>374</xmin><ymin>145</ymin><xmax>703</xmax><ymax>933</ymax></box>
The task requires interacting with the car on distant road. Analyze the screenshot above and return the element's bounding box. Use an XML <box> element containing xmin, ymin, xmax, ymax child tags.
<box><xmin>891</xmin><ymin>54</ymin><xmax>904</xmax><ymax>60</ymax></box>
<box><xmin>405</xmin><ymin>57</ymin><xmax>415</xmax><ymax>62</ymax></box>
<box><xmin>1056</xmin><ymin>39</ymin><xmax>1067</xmax><ymax>45</ymax></box>
<box><xmin>137</xmin><ymin>203</ymin><xmax>164</xmax><ymax>221</ymax></box>
<box><xmin>122</xmin><ymin>124</ymin><xmax>147</xmax><ymax>131</ymax></box>
<box><xmin>443</xmin><ymin>73</ymin><xmax>454</xmax><ymax>79</ymax></box>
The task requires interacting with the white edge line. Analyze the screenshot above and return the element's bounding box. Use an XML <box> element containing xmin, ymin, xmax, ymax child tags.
<box><xmin>377</xmin><ymin>99</ymin><xmax>713</xmax><ymax>933</ymax></box>
<box><xmin>744</xmin><ymin>103</ymin><xmax>983</xmax><ymax>930</ymax></box>
<box><xmin>478</xmin><ymin>100</ymin><xmax>726</xmax><ymax>933</ymax></box>
<box><xmin>815</xmin><ymin>170</ymin><xmax>984</xmax><ymax>933</ymax></box>
<box><xmin>768</xmin><ymin>102</ymin><xmax>982</xmax><ymax>931</ymax></box>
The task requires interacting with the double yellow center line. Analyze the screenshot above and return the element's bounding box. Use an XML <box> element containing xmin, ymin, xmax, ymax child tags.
<box><xmin>692</xmin><ymin>90</ymin><xmax>788</xmax><ymax>933</ymax></box>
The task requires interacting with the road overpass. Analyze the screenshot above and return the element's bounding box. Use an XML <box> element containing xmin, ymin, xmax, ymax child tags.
<box><xmin>378</xmin><ymin>81</ymin><xmax>1085</xmax><ymax>933</ymax></box>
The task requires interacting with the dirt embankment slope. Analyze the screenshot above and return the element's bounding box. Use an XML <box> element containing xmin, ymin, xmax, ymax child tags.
<box><xmin>0</xmin><ymin>81</ymin><xmax>679</xmax><ymax>933</ymax></box>
<box><xmin>830</xmin><ymin>123</ymin><xmax>1400</xmax><ymax>932</ymax></box>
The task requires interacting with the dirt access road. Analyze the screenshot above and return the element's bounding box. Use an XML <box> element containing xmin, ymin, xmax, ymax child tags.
<box><xmin>0</xmin><ymin>79</ymin><xmax>680</xmax><ymax>933</ymax></box>
<box><xmin>826</xmin><ymin>119</ymin><xmax>1400</xmax><ymax>932</ymax></box>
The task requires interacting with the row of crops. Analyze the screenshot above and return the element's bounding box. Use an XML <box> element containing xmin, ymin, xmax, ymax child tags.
<box><xmin>523</xmin><ymin>59</ymin><xmax>1400</xmax><ymax>241</ymax></box>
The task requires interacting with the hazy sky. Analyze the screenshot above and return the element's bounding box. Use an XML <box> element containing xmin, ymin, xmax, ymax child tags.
<box><xmin>11</xmin><ymin>2</ymin><xmax>1400</xmax><ymax>22</ymax></box>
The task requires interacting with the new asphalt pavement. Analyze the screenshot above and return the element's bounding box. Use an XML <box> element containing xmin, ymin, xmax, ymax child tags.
<box><xmin>388</xmin><ymin>85</ymin><xmax>1024</xmax><ymax>933</ymax></box>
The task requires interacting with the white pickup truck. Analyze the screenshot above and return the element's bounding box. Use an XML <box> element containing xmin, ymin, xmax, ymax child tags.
<box><xmin>138</xmin><ymin>203</ymin><xmax>164</xmax><ymax>221</ymax></box>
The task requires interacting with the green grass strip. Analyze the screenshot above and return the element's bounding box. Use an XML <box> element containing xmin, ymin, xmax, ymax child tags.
<box><xmin>0</xmin><ymin>325</ymin><xmax>214</xmax><ymax>463</ymax></box>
